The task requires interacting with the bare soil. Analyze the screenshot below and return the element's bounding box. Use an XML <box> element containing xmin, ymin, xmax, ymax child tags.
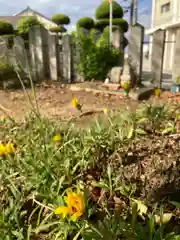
<box><xmin>0</xmin><ymin>82</ymin><xmax>179</xmax><ymax>123</ymax></box>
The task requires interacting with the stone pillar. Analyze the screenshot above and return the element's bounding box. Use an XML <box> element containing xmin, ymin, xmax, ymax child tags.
<box><xmin>29</xmin><ymin>25</ymin><xmax>49</xmax><ymax>81</ymax></box>
<box><xmin>151</xmin><ymin>29</ymin><xmax>165</xmax><ymax>88</ymax></box>
<box><xmin>48</xmin><ymin>34</ymin><xmax>58</xmax><ymax>80</ymax></box>
<box><xmin>172</xmin><ymin>28</ymin><xmax>180</xmax><ymax>83</ymax></box>
<box><xmin>112</xmin><ymin>28</ymin><xmax>124</xmax><ymax>67</ymax></box>
<box><xmin>128</xmin><ymin>23</ymin><xmax>144</xmax><ymax>86</ymax></box>
<box><xmin>62</xmin><ymin>34</ymin><xmax>72</xmax><ymax>83</ymax></box>
<box><xmin>41</xmin><ymin>27</ymin><xmax>50</xmax><ymax>79</ymax></box>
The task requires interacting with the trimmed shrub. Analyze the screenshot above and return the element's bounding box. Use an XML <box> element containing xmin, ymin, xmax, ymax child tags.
<box><xmin>49</xmin><ymin>26</ymin><xmax>67</xmax><ymax>33</ymax></box>
<box><xmin>0</xmin><ymin>20</ymin><xmax>14</xmax><ymax>35</ymax></box>
<box><xmin>95</xmin><ymin>18</ymin><xmax>128</xmax><ymax>32</ymax></box>
<box><xmin>52</xmin><ymin>14</ymin><xmax>70</xmax><ymax>25</ymax></box>
<box><xmin>95</xmin><ymin>0</ymin><xmax>123</xmax><ymax>19</ymax></box>
<box><xmin>76</xmin><ymin>31</ymin><xmax>121</xmax><ymax>80</ymax></box>
<box><xmin>17</xmin><ymin>16</ymin><xmax>43</xmax><ymax>38</ymax></box>
<box><xmin>77</xmin><ymin>17</ymin><xmax>94</xmax><ymax>30</ymax></box>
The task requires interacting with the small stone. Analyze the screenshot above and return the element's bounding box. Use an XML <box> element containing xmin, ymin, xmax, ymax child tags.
<box><xmin>129</xmin><ymin>87</ymin><xmax>154</xmax><ymax>101</ymax></box>
<box><xmin>110</xmin><ymin>67</ymin><xmax>123</xmax><ymax>83</ymax></box>
<box><xmin>104</xmin><ymin>77</ymin><xmax>110</xmax><ymax>84</ymax></box>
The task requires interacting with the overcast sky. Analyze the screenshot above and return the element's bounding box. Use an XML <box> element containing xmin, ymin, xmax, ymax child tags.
<box><xmin>0</xmin><ymin>0</ymin><xmax>152</xmax><ymax>31</ymax></box>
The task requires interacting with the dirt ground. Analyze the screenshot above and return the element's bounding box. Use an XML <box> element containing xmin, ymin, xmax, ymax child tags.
<box><xmin>0</xmin><ymin>82</ymin><xmax>179</xmax><ymax>123</ymax></box>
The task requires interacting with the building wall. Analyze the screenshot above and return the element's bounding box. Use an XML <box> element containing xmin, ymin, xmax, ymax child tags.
<box><xmin>163</xmin><ymin>28</ymin><xmax>176</xmax><ymax>71</ymax></box>
<box><xmin>17</xmin><ymin>9</ymin><xmax>57</xmax><ymax>30</ymax></box>
<box><xmin>153</xmin><ymin>0</ymin><xmax>174</xmax><ymax>27</ymax></box>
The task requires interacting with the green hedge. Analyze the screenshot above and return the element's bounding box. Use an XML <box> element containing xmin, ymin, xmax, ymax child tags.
<box><xmin>0</xmin><ymin>20</ymin><xmax>14</xmax><ymax>35</ymax></box>
<box><xmin>95</xmin><ymin>18</ymin><xmax>128</xmax><ymax>32</ymax></box>
<box><xmin>17</xmin><ymin>16</ymin><xmax>43</xmax><ymax>38</ymax></box>
<box><xmin>52</xmin><ymin>14</ymin><xmax>70</xmax><ymax>25</ymax></box>
<box><xmin>49</xmin><ymin>26</ymin><xmax>67</xmax><ymax>33</ymax></box>
<box><xmin>95</xmin><ymin>0</ymin><xmax>123</xmax><ymax>19</ymax></box>
<box><xmin>77</xmin><ymin>17</ymin><xmax>94</xmax><ymax>30</ymax></box>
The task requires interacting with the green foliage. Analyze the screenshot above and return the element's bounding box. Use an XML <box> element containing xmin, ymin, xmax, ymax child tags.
<box><xmin>95</xmin><ymin>0</ymin><xmax>123</xmax><ymax>19</ymax></box>
<box><xmin>0</xmin><ymin>102</ymin><xmax>180</xmax><ymax>238</ymax></box>
<box><xmin>17</xmin><ymin>16</ymin><xmax>43</xmax><ymax>38</ymax></box>
<box><xmin>77</xmin><ymin>17</ymin><xmax>94</xmax><ymax>30</ymax></box>
<box><xmin>0</xmin><ymin>57</ymin><xmax>16</xmax><ymax>82</ymax></box>
<box><xmin>96</xmin><ymin>18</ymin><xmax>129</xmax><ymax>32</ymax></box>
<box><xmin>0</xmin><ymin>20</ymin><xmax>14</xmax><ymax>35</ymax></box>
<box><xmin>76</xmin><ymin>31</ymin><xmax>121</xmax><ymax>80</ymax></box>
<box><xmin>51</xmin><ymin>14</ymin><xmax>70</xmax><ymax>25</ymax></box>
<box><xmin>49</xmin><ymin>25</ymin><xmax>67</xmax><ymax>33</ymax></box>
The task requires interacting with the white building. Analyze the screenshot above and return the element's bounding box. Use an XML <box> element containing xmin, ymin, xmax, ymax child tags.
<box><xmin>146</xmin><ymin>0</ymin><xmax>180</xmax><ymax>72</ymax></box>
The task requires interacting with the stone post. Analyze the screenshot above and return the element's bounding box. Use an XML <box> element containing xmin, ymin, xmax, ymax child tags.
<box><xmin>29</xmin><ymin>25</ymin><xmax>49</xmax><ymax>81</ymax></box>
<box><xmin>128</xmin><ymin>23</ymin><xmax>144</xmax><ymax>86</ymax></box>
<box><xmin>48</xmin><ymin>34</ymin><xmax>58</xmax><ymax>80</ymax></box>
<box><xmin>112</xmin><ymin>28</ymin><xmax>124</xmax><ymax>66</ymax></box>
<box><xmin>62</xmin><ymin>34</ymin><xmax>72</xmax><ymax>83</ymax></box>
<box><xmin>151</xmin><ymin>29</ymin><xmax>165</xmax><ymax>88</ymax></box>
<box><xmin>172</xmin><ymin>28</ymin><xmax>180</xmax><ymax>83</ymax></box>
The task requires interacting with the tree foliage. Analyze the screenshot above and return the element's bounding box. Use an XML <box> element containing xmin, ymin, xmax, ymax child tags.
<box><xmin>76</xmin><ymin>31</ymin><xmax>121</xmax><ymax>80</ymax></box>
<box><xmin>17</xmin><ymin>16</ymin><xmax>42</xmax><ymax>38</ymax></box>
<box><xmin>0</xmin><ymin>20</ymin><xmax>14</xmax><ymax>35</ymax></box>
<box><xmin>95</xmin><ymin>18</ymin><xmax>128</xmax><ymax>32</ymax></box>
<box><xmin>51</xmin><ymin>14</ymin><xmax>70</xmax><ymax>25</ymax></box>
<box><xmin>49</xmin><ymin>26</ymin><xmax>67</xmax><ymax>33</ymax></box>
<box><xmin>95</xmin><ymin>0</ymin><xmax>123</xmax><ymax>19</ymax></box>
<box><xmin>77</xmin><ymin>17</ymin><xmax>94</xmax><ymax>30</ymax></box>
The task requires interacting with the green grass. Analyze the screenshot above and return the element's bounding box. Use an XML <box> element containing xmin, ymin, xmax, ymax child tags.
<box><xmin>0</xmin><ymin>100</ymin><xmax>180</xmax><ymax>239</ymax></box>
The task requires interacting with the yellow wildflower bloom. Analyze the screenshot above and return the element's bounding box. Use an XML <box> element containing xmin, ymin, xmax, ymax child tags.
<box><xmin>0</xmin><ymin>143</ymin><xmax>15</xmax><ymax>157</ymax></box>
<box><xmin>72</xmin><ymin>97</ymin><xmax>82</xmax><ymax>111</ymax></box>
<box><xmin>53</xmin><ymin>135</ymin><xmax>62</xmax><ymax>142</ymax></box>
<box><xmin>1</xmin><ymin>116</ymin><xmax>5</xmax><ymax>122</ymax></box>
<box><xmin>55</xmin><ymin>190</ymin><xmax>85</xmax><ymax>221</ymax></box>
<box><xmin>0</xmin><ymin>144</ymin><xmax>5</xmax><ymax>156</ymax></box>
<box><xmin>103</xmin><ymin>108</ymin><xmax>108</xmax><ymax>115</ymax></box>
<box><xmin>122</xmin><ymin>82</ymin><xmax>130</xmax><ymax>91</ymax></box>
<box><xmin>155</xmin><ymin>88</ymin><xmax>161</xmax><ymax>97</ymax></box>
<box><xmin>5</xmin><ymin>143</ymin><xmax>15</xmax><ymax>155</ymax></box>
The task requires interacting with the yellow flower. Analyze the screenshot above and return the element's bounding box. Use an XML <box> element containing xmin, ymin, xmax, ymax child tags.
<box><xmin>5</xmin><ymin>143</ymin><xmax>15</xmax><ymax>155</ymax></box>
<box><xmin>53</xmin><ymin>135</ymin><xmax>62</xmax><ymax>142</ymax></box>
<box><xmin>0</xmin><ymin>144</ymin><xmax>5</xmax><ymax>156</ymax></box>
<box><xmin>122</xmin><ymin>82</ymin><xmax>130</xmax><ymax>91</ymax></box>
<box><xmin>55</xmin><ymin>190</ymin><xmax>85</xmax><ymax>221</ymax></box>
<box><xmin>155</xmin><ymin>88</ymin><xmax>161</xmax><ymax>97</ymax></box>
<box><xmin>103</xmin><ymin>108</ymin><xmax>108</xmax><ymax>115</ymax></box>
<box><xmin>0</xmin><ymin>143</ymin><xmax>15</xmax><ymax>157</ymax></box>
<box><xmin>1</xmin><ymin>116</ymin><xmax>5</xmax><ymax>122</ymax></box>
<box><xmin>72</xmin><ymin>97</ymin><xmax>82</xmax><ymax>111</ymax></box>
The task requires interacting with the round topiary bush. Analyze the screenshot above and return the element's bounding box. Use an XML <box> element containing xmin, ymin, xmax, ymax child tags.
<box><xmin>0</xmin><ymin>20</ymin><xmax>14</xmax><ymax>35</ymax></box>
<box><xmin>95</xmin><ymin>0</ymin><xmax>123</xmax><ymax>19</ymax></box>
<box><xmin>77</xmin><ymin>17</ymin><xmax>94</xmax><ymax>30</ymax></box>
<box><xmin>95</xmin><ymin>18</ymin><xmax>128</xmax><ymax>32</ymax></box>
<box><xmin>49</xmin><ymin>26</ymin><xmax>67</xmax><ymax>33</ymax></box>
<box><xmin>17</xmin><ymin>16</ymin><xmax>42</xmax><ymax>38</ymax></box>
<box><xmin>52</xmin><ymin>14</ymin><xmax>70</xmax><ymax>25</ymax></box>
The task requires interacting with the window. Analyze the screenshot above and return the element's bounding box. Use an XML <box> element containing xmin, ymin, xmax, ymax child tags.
<box><xmin>161</xmin><ymin>2</ymin><xmax>170</xmax><ymax>13</ymax></box>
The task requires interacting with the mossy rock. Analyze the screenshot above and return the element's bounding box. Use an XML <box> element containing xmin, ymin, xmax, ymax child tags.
<box><xmin>95</xmin><ymin>0</ymin><xmax>123</xmax><ymax>19</ymax></box>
